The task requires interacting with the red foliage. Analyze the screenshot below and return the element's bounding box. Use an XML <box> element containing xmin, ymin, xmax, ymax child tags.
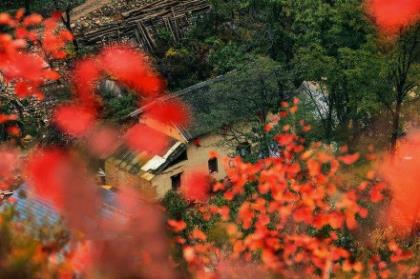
<box><xmin>25</xmin><ymin>149</ymin><xmax>101</xmax><ymax>234</ymax></box>
<box><xmin>70</xmin><ymin>187</ymin><xmax>176</xmax><ymax>278</ymax></box>
<box><xmin>0</xmin><ymin>11</ymin><xmax>72</xmax><ymax>100</ymax></box>
<box><xmin>125</xmin><ymin>124</ymin><xmax>169</xmax><ymax>155</ymax></box>
<box><xmin>144</xmin><ymin>98</ymin><xmax>190</xmax><ymax>127</ymax></box>
<box><xmin>71</xmin><ymin>59</ymin><xmax>101</xmax><ymax>105</ymax></box>
<box><xmin>98</xmin><ymin>45</ymin><xmax>164</xmax><ymax>97</ymax></box>
<box><xmin>366</xmin><ymin>0</ymin><xmax>420</xmax><ymax>35</ymax></box>
<box><xmin>338</xmin><ymin>153</ymin><xmax>360</xmax><ymax>165</ymax></box>
<box><xmin>168</xmin><ymin>220</ymin><xmax>187</xmax><ymax>232</ymax></box>
<box><xmin>168</xmin><ymin>102</ymin><xmax>397</xmax><ymax>278</ymax></box>
<box><xmin>1</xmin><ymin>9</ymin><xmax>417</xmax><ymax>279</ymax></box>
<box><xmin>0</xmin><ymin>146</ymin><xmax>20</xmax><ymax>190</ymax></box>
<box><xmin>7</xmin><ymin>125</ymin><xmax>21</xmax><ymax>137</ymax></box>
<box><xmin>60</xmin><ymin>45</ymin><xmax>180</xmax><ymax>157</ymax></box>
<box><xmin>180</xmin><ymin>171</ymin><xmax>211</xmax><ymax>202</ymax></box>
<box><xmin>42</xmin><ymin>16</ymin><xmax>73</xmax><ymax>59</ymax></box>
<box><xmin>380</xmin><ymin>131</ymin><xmax>420</xmax><ymax>235</ymax></box>
<box><xmin>22</xmin><ymin>14</ymin><xmax>43</xmax><ymax>26</ymax></box>
<box><xmin>370</xmin><ymin>182</ymin><xmax>385</xmax><ymax>203</ymax></box>
<box><xmin>85</xmin><ymin>126</ymin><xmax>120</xmax><ymax>158</ymax></box>
<box><xmin>53</xmin><ymin>104</ymin><xmax>97</xmax><ymax>137</ymax></box>
<box><xmin>0</xmin><ymin>114</ymin><xmax>17</xmax><ymax>123</ymax></box>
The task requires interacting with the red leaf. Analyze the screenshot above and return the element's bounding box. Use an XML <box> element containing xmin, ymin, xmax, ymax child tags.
<box><xmin>0</xmin><ymin>13</ymin><xmax>13</xmax><ymax>25</ymax></box>
<box><xmin>51</xmin><ymin>11</ymin><xmax>62</xmax><ymax>20</ymax></box>
<box><xmin>72</xmin><ymin>59</ymin><xmax>101</xmax><ymax>104</ymax></box>
<box><xmin>380</xmin><ymin>131</ymin><xmax>420</xmax><ymax>235</ymax></box>
<box><xmin>307</xmin><ymin>159</ymin><xmax>321</xmax><ymax>177</ymax></box>
<box><xmin>7</xmin><ymin>125</ymin><xmax>20</xmax><ymax>137</ymax></box>
<box><xmin>0</xmin><ymin>146</ymin><xmax>20</xmax><ymax>191</ymax></box>
<box><xmin>366</xmin><ymin>0</ymin><xmax>420</xmax><ymax>35</ymax></box>
<box><xmin>2</xmin><ymin>52</ymin><xmax>46</xmax><ymax>83</ymax></box>
<box><xmin>54</xmin><ymin>104</ymin><xmax>96</xmax><ymax>137</ymax></box>
<box><xmin>238</xmin><ymin>203</ymin><xmax>253</xmax><ymax>230</ymax></box>
<box><xmin>167</xmin><ymin>220</ymin><xmax>187</xmax><ymax>232</ymax></box>
<box><xmin>338</xmin><ymin>153</ymin><xmax>359</xmax><ymax>165</ymax></box>
<box><xmin>183</xmin><ymin>246</ymin><xmax>195</xmax><ymax>262</ymax></box>
<box><xmin>370</xmin><ymin>183</ymin><xmax>385</xmax><ymax>203</ymax></box>
<box><xmin>125</xmin><ymin>124</ymin><xmax>168</xmax><ymax>155</ymax></box>
<box><xmin>345</xmin><ymin>213</ymin><xmax>357</xmax><ymax>230</ymax></box>
<box><xmin>23</xmin><ymin>14</ymin><xmax>43</xmax><ymax>26</ymax></box>
<box><xmin>212</xmin><ymin>182</ymin><xmax>225</xmax><ymax>192</ymax></box>
<box><xmin>144</xmin><ymin>98</ymin><xmax>190</xmax><ymax>127</ymax></box>
<box><xmin>15</xmin><ymin>9</ymin><xmax>25</xmax><ymax>20</ymax></box>
<box><xmin>15</xmin><ymin>81</ymin><xmax>35</xmax><ymax>98</ymax></box>
<box><xmin>25</xmin><ymin>149</ymin><xmax>101</xmax><ymax>234</ymax></box>
<box><xmin>99</xmin><ymin>45</ymin><xmax>164</xmax><ymax>96</ymax></box>
<box><xmin>86</xmin><ymin>126</ymin><xmax>120</xmax><ymax>158</ymax></box>
<box><xmin>42</xmin><ymin>69</ymin><xmax>60</xmax><ymax>80</ymax></box>
<box><xmin>275</xmin><ymin>134</ymin><xmax>295</xmax><ymax>145</ymax></box>
<box><xmin>191</xmin><ymin>228</ymin><xmax>207</xmax><ymax>241</ymax></box>
<box><xmin>0</xmin><ymin>114</ymin><xmax>17</xmax><ymax>123</ymax></box>
<box><xmin>180</xmin><ymin>171</ymin><xmax>211</xmax><ymax>203</ymax></box>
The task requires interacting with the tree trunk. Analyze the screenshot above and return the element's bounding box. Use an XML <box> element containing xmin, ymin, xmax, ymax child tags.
<box><xmin>62</xmin><ymin>6</ymin><xmax>79</xmax><ymax>52</ymax></box>
<box><xmin>349</xmin><ymin>119</ymin><xmax>360</xmax><ymax>152</ymax></box>
<box><xmin>390</xmin><ymin>100</ymin><xmax>401</xmax><ymax>153</ymax></box>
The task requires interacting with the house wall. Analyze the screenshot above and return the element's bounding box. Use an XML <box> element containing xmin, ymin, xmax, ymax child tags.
<box><xmin>152</xmin><ymin>133</ymin><xmax>234</xmax><ymax>198</ymax></box>
<box><xmin>105</xmin><ymin>159</ymin><xmax>158</xmax><ymax>200</ymax></box>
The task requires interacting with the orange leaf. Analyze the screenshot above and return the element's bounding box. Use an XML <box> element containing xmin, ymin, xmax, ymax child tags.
<box><xmin>338</xmin><ymin>153</ymin><xmax>359</xmax><ymax>165</ymax></box>
<box><xmin>191</xmin><ymin>228</ymin><xmax>207</xmax><ymax>241</ymax></box>
<box><xmin>167</xmin><ymin>219</ymin><xmax>187</xmax><ymax>232</ymax></box>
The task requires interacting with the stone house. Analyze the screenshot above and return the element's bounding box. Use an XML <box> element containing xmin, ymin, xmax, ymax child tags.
<box><xmin>104</xmin><ymin>58</ymin><xmax>291</xmax><ymax>199</ymax></box>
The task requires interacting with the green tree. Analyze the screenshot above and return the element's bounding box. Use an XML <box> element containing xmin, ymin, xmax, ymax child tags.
<box><xmin>208</xmin><ymin>57</ymin><xmax>295</xmax><ymax>158</ymax></box>
<box><xmin>288</xmin><ymin>0</ymin><xmax>390</xmax><ymax>148</ymax></box>
<box><xmin>379</xmin><ymin>25</ymin><xmax>420</xmax><ymax>152</ymax></box>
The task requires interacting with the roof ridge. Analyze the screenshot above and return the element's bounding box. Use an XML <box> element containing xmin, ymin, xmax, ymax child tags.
<box><xmin>128</xmin><ymin>74</ymin><xmax>226</xmax><ymax>118</ymax></box>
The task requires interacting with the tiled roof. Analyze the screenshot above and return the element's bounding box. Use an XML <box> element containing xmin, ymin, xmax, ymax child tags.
<box><xmin>130</xmin><ymin>57</ymin><xmax>290</xmax><ymax>139</ymax></box>
<box><xmin>120</xmin><ymin>57</ymin><xmax>291</xmax><ymax>178</ymax></box>
<box><xmin>2</xmin><ymin>184</ymin><xmax>121</xmax><ymax>225</ymax></box>
<box><xmin>110</xmin><ymin>140</ymin><xmax>186</xmax><ymax>177</ymax></box>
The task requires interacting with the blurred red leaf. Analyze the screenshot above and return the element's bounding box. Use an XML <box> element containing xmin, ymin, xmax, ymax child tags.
<box><xmin>191</xmin><ymin>228</ymin><xmax>207</xmax><ymax>241</ymax></box>
<box><xmin>125</xmin><ymin>124</ymin><xmax>168</xmax><ymax>155</ymax></box>
<box><xmin>86</xmin><ymin>126</ymin><xmax>120</xmax><ymax>158</ymax></box>
<box><xmin>54</xmin><ymin>104</ymin><xmax>96</xmax><ymax>137</ymax></box>
<box><xmin>72</xmin><ymin>59</ymin><xmax>101</xmax><ymax>104</ymax></box>
<box><xmin>23</xmin><ymin>13</ymin><xmax>43</xmax><ymax>26</ymax></box>
<box><xmin>380</xmin><ymin>131</ymin><xmax>420</xmax><ymax>235</ymax></box>
<box><xmin>180</xmin><ymin>171</ymin><xmax>211</xmax><ymax>203</ymax></box>
<box><xmin>338</xmin><ymin>153</ymin><xmax>359</xmax><ymax>165</ymax></box>
<box><xmin>275</xmin><ymin>134</ymin><xmax>295</xmax><ymax>146</ymax></box>
<box><xmin>99</xmin><ymin>45</ymin><xmax>164</xmax><ymax>97</ymax></box>
<box><xmin>168</xmin><ymin>220</ymin><xmax>187</xmax><ymax>232</ymax></box>
<box><xmin>0</xmin><ymin>146</ymin><xmax>20</xmax><ymax>191</ymax></box>
<box><xmin>366</xmin><ymin>0</ymin><xmax>420</xmax><ymax>35</ymax></box>
<box><xmin>144</xmin><ymin>98</ymin><xmax>190</xmax><ymax>127</ymax></box>
<box><xmin>370</xmin><ymin>183</ymin><xmax>385</xmax><ymax>203</ymax></box>
<box><xmin>7</xmin><ymin>125</ymin><xmax>20</xmax><ymax>137</ymax></box>
<box><xmin>0</xmin><ymin>114</ymin><xmax>17</xmax><ymax>123</ymax></box>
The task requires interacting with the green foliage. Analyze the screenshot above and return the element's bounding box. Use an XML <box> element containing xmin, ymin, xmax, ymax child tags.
<box><xmin>162</xmin><ymin>191</ymin><xmax>189</xmax><ymax>220</ymax></box>
<box><xmin>100</xmin><ymin>83</ymin><xmax>138</xmax><ymax>124</ymax></box>
<box><xmin>207</xmin><ymin>41</ymin><xmax>250</xmax><ymax>74</ymax></box>
<box><xmin>154</xmin><ymin>0</ymin><xmax>418</xmax><ymax>151</ymax></box>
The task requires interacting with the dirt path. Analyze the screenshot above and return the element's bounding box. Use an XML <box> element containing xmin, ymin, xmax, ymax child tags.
<box><xmin>71</xmin><ymin>0</ymin><xmax>113</xmax><ymax>21</ymax></box>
